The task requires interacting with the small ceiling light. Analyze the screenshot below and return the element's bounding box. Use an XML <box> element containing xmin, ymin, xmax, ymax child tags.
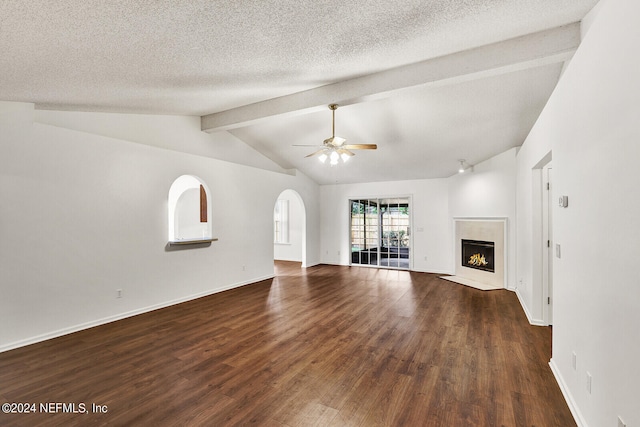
<box><xmin>318</xmin><ymin>153</ymin><xmax>328</xmax><ymax>163</ymax></box>
<box><xmin>458</xmin><ymin>159</ymin><xmax>466</xmax><ymax>174</ymax></box>
<box><xmin>341</xmin><ymin>152</ymin><xmax>350</xmax><ymax>162</ymax></box>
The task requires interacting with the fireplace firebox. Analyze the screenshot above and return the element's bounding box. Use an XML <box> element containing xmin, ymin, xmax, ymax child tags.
<box><xmin>461</xmin><ymin>239</ymin><xmax>495</xmax><ymax>273</ymax></box>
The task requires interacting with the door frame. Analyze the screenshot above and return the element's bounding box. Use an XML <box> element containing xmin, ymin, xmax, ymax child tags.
<box><xmin>542</xmin><ymin>164</ymin><xmax>553</xmax><ymax>325</ymax></box>
<box><xmin>348</xmin><ymin>195</ymin><xmax>413</xmax><ymax>270</ymax></box>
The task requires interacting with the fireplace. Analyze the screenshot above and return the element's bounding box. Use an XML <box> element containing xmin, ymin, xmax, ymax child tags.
<box><xmin>461</xmin><ymin>239</ymin><xmax>495</xmax><ymax>273</ymax></box>
<box><xmin>453</xmin><ymin>219</ymin><xmax>505</xmax><ymax>289</ymax></box>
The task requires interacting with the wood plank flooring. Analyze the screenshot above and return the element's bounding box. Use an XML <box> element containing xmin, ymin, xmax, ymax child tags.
<box><xmin>0</xmin><ymin>262</ymin><xmax>575</xmax><ymax>426</ymax></box>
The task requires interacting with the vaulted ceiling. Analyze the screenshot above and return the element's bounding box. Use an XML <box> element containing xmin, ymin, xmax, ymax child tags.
<box><xmin>0</xmin><ymin>0</ymin><xmax>599</xmax><ymax>184</ymax></box>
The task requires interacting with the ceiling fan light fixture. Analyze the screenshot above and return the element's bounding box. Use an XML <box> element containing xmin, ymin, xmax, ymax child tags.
<box><xmin>330</xmin><ymin>150</ymin><xmax>340</xmax><ymax>165</ymax></box>
<box><xmin>298</xmin><ymin>103</ymin><xmax>377</xmax><ymax>163</ymax></box>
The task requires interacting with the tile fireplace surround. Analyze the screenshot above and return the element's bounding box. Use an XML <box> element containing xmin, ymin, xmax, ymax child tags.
<box><xmin>453</xmin><ymin>218</ymin><xmax>507</xmax><ymax>289</ymax></box>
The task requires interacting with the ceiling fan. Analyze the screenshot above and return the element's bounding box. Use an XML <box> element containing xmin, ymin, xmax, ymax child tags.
<box><xmin>296</xmin><ymin>104</ymin><xmax>377</xmax><ymax>165</ymax></box>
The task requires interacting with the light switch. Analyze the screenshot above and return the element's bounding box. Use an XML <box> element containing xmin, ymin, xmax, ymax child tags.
<box><xmin>555</xmin><ymin>244</ymin><xmax>561</xmax><ymax>258</ymax></box>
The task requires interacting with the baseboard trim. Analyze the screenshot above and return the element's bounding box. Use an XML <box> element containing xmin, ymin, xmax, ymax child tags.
<box><xmin>549</xmin><ymin>358</ymin><xmax>588</xmax><ymax>427</ymax></box>
<box><xmin>513</xmin><ymin>287</ymin><xmax>547</xmax><ymax>326</ymax></box>
<box><xmin>0</xmin><ymin>274</ymin><xmax>274</xmax><ymax>354</ymax></box>
<box><xmin>414</xmin><ymin>268</ymin><xmax>453</xmax><ymax>275</ymax></box>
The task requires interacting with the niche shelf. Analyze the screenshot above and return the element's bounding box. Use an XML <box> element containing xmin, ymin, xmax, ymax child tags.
<box><xmin>168</xmin><ymin>238</ymin><xmax>218</xmax><ymax>246</ymax></box>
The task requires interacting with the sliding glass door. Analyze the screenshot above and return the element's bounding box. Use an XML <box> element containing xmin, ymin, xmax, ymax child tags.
<box><xmin>350</xmin><ymin>198</ymin><xmax>410</xmax><ymax>269</ymax></box>
<box><xmin>380</xmin><ymin>199</ymin><xmax>410</xmax><ymax>268</ymax></box>
<box><xmin>350</xmin><ymin>200</ymin><xmax>379</xmax><ymax>266</ymax></box>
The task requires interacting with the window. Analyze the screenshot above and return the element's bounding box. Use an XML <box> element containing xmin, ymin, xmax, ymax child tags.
<box><xmin>274</xmin><ymin>199</ymin><xmax>289</xmax><ymax>244</ymax></box>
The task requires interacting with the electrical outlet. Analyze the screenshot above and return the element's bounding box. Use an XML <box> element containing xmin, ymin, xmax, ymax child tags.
<box><xmin>337</xmin><ymin>250</ymin><xmax>340</xmax><ymax>256</ymax></box>
<box><xmin>617</xmin><ymin>416</ymin><xmax>626</xmax><ymax>427</ymax></box>
<box><xmin>242</xmin><ymin>265</ymin><xmax>246</xmax><ymax>271</ymax></box>
<box><xmin>424</xmin><ymin>256</ymin><xmax>427</xmax><ymax>261</ymax></box>
<box><xmin>586</xmin><ymin>372</ymin><xmax>592</xmax><ymax>394</ymax></box>
<box><xmin>572</xmin><ymin>352</ymin><xmax>577</xmax><ymax>370</ymax></box>
<box><xmin>116</xmin><ymin>289</ymin><xmax>123</xmax><ymax>299</ymax></box>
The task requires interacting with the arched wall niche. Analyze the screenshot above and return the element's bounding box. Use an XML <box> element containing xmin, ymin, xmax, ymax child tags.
<box><xmin>168</xmin><ymin>175</ymin><xmax>213</xmax><ymax>243</ymax></box>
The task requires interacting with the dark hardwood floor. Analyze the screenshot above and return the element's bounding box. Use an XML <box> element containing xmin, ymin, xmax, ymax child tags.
<box><xmin>0</xmin><ymin>262</ymin><xmax>575</xmax><ymax>426</ymax></box>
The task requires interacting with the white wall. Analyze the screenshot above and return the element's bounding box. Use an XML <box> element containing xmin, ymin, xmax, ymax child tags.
<box><xmin>516</xmin><ymin>0</ymin><xmax>640</xmax><ymax>425</ymax></box>
<box><xmin>274</xmin><ymin>189</ymin><xmax>304</xmax><ymax>263</ymax></box>
<box><xmin>0</xmin><ymin>103</ymin><xmax>320</xmax><ymax>352</ymax></box>
<box><xmin>34</xmin><ymin>110</ymin><xmax>288</xmax><ymax>174</ymax></box>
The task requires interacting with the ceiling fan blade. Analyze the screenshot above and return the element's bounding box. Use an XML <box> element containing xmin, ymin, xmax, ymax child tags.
<box><xmin>337</xmin><ymin>148</ymin><xmax>355</xmax><ymax>156</ymax></box>
<box><xmin>305</xmin><ymin>149</ymin><xmax>327</xmax><ymax>158</ymax></box>
<box><xmin>293</xmin><ymin>144</ymin><xmax>323</xmax><ymax>147</ymax></box>
<box><xmin>343</xmin><ymin>144</ymin><xmax>377</xmax><ymax>150</ymax></box>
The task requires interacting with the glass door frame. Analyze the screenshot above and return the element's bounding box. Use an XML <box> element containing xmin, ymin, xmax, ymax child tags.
<box><xmin>349</xmin><ymin>195</ymin><xmax>413</xmax><ymax>270</ymax></box>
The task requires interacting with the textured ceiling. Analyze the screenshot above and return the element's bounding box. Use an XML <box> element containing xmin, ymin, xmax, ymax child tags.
<box><xmin>0</xmin><ymin>0</ymin><xmax>600</xmax><ymax>183</ymax></box>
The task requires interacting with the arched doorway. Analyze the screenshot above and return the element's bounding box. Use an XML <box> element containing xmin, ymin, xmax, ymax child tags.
<box><xmin>273</xmin><ymin>189</ymin><xmax>307</xmax><ymax>267</ymax></box>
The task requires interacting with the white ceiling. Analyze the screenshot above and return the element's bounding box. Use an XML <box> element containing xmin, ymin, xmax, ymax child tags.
<box><xmin>0</xmin><ymin>0</ymin><xmax>599</xmax><ymax>184</ymax></box>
